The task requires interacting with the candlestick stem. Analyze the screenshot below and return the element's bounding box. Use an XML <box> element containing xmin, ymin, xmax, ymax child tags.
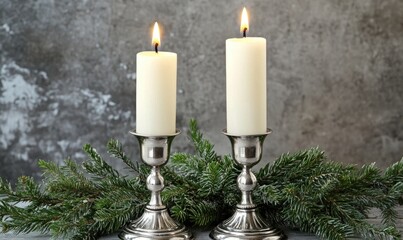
<box><xmin>147</xmin><ymin>166</ymin><xmax>165</xmax><ymax>209</ymax></box>
<box><xmin>238</xmin><ymin>166</ymin><xmax>256</xmax><ymax>208</ymax></box>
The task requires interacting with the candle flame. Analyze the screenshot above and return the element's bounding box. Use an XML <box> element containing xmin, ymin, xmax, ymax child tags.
<box><xmin>240</xmin><ymin>7</ymin><xmax>249</xmax><ymax>35</ymax></box>
<box><xmin>152</xmin><ymin>22</ymin><xmax>161</xmax><ymax>47</ymax></box>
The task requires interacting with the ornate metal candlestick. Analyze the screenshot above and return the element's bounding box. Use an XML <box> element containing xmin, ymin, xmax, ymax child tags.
<box><xmin>210</xmin><ymin>129</ymin><xmax>285</xmax><ymax>240</ymax></box>
<box><xmin>119</xmin><ymin>130</ymin><xmax>193</xmax><ymax>240</ymax></box>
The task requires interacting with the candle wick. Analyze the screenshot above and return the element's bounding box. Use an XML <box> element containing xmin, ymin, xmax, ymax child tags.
<box><xmin>155</xmin><ymin>43</ymin><xmax>159</xmax><ymax>53</ymax></box>
<box><xmin>243</xmin><ymin>28</ymin><xmax>247</xmax><ymax>38</ymax></box>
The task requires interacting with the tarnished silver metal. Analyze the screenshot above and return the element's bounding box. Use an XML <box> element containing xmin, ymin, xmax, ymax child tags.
<box><xmin>119</xmin><ymin>130</ymin><xmax>193</xmax><ymax>240</ymax></box>
<box><xmin>210</xmin><ymin>129</ymin><xmax>286</xmax><ymax>240</ymax></box>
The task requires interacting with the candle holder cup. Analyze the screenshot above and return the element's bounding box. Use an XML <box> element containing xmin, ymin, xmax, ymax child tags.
<box><xmin>210</xmin><ymin>129</ymin><xmax>286</xmax><ymax>240</ymax></box>
<box><xmin>119</xmin><ymin>130</ymin><xmax>193</xmax><ymax>240</ymax></box>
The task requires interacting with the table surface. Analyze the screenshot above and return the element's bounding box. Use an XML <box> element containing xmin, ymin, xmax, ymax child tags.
<box><xmin>1</xmin><ymin>207</ymin><xmax>402</xmax><ymax>240</ymax></box>
<box><xmin>0</xmin><ymin>230</ymin><xmax>322</xmax><ymax>240</ymax></box>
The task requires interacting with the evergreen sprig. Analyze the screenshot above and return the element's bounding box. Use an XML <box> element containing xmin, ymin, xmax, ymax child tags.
<box><xmin>0</xmin><ymin>119</ymin><xmax>402</xmax><ymax>239</ymax></box>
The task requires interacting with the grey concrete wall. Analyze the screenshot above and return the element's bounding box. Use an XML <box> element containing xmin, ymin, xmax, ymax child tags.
<box><xmin>0</xmin><ymin>0</ymin><xmax>402</xmax><ymax>182</ymax></box>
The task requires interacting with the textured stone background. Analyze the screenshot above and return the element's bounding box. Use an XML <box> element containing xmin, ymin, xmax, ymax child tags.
<box><xmin>0</xmin><ymin>0</ymin><xmax>402</xmax><ymax>182</ymax></box>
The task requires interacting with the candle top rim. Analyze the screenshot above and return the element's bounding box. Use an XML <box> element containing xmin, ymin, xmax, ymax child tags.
<box><xmin>137</xmin><ymin>51</ymin><xmax>177</xmax><ymax>57</ymax></box>
<box><xmin>226</xmin><ymin>37</ymin><xmax>266</xmax><ymax>42</ymax></box>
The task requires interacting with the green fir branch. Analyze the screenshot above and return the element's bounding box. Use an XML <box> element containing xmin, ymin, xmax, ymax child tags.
<box><xmin>0</xmin><ymin>119</ymin><xmax>402</xmax><ymax>240</ymax></box>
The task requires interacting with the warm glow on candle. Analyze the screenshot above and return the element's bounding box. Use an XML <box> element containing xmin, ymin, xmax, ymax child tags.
<box><xmin>152</xmin><ymin>22</ymin><xmax>161</xmax><ymax>48</ymax></box>
<box><xmin>240</xmin><ymin>7</ymin><xmax>249</xmax><ymax>36</ymax></box>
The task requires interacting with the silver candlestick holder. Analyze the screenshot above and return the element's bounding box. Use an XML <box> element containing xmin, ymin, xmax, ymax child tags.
<box><xmin>210</xmin><ymin>129</ymin><xmax>286</xmax><ymax>240</ymax></box>
<box><xmin>119</xmin><ymin>130</ymin><xmax>193</xmax><ymax>240</ymax></box>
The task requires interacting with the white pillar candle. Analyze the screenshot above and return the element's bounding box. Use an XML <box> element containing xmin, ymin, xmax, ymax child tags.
<box><xmin>226</xmin><ymin>7</ymin><xmax>267</xmax><ymax>135</ymax></box>
<box><xmin>136</xmin><ymin>22</ymin><xmax>177</xmax><ymax>135</ymax></box>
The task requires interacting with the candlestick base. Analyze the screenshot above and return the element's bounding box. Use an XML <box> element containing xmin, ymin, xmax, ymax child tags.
<box><xmin>210</xmin><ymin>207</ymin><xmax>285</xmax><ymax>240</ymax></box>
<box><xmin>119</xmin><ymin>207</ymin><xmax>192</xmax><ymax>240</ymax></box>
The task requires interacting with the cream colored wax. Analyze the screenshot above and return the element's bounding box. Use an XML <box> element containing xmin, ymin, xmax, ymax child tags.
<box><xmin>136</xmin><ymin>51</ymin><xmax>177</xmax><ymax>135</ymax></box>
<box><xmin>226</xmin><ymin>37</ymin><xmax>267</xmax><ymax>135</ymax></box>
